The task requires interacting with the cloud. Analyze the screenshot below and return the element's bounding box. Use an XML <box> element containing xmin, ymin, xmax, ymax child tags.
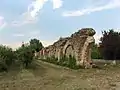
<box><xmin>94</xmin><ymin>33</ymin><xmax>102</xmax><ymax>44</ymax></box>
<box><xmin>8</xmin><ymin>0</ymin><xmax>47</xmax><ymax>27</ymax></box>
<box><xmin>28</xmin><ymin>0</ymin><xmax>63</xmax><ymax>18</ymax></box>
<box><xmin>28</xmin><ymin>30</ymin><xmax>41</xmax><ymax>39</ymax></box>
<box><xmin>29</xmin><ymin>30</ymin><xmax>40</xmax><ymax>35</ymax></box>
<box><xmin>94</xmin><ymin>28</ymin><xmax>120</xmax><ymax>44</ymax></box>
<box><xmin>0</xmin><ymin>22</ymin><xmax>7</xmax><ymax>31</ymax></box>
<box><xmin>3</xmin><ymin>40</ymin><xmax>55</xmax><ymax>50</ymax></box>
<box><xmin>52</xmin><ymin>0</ymin><xmax>63</xmax><ymax>9</ymax></box>
<box><xmin>12</xmin><ymin>30</ymin><xmax>40</xmax><ymax>38</ymax></box>
<box><xmin>0</xmin><ymin>16</ymin><xmax>7</xmax><ymax>30</ymax></box>
<box><xmin>0</xmin><ymin>16</ymin><xmax>4</xmax><ymax>26</ymax></box>
<box><xmin>28</xmin><ymin>0</ymin><xmax>48</xmax><ymax>18</ymax></box>
<box><xmin>11</xmin><ymin>12</ymin><xmax>38</xmax><ymax>27</ymax></box>
<box><xmin>27</xmin><ymin>0</ymin><xmax>63</xmax><ymax>18</ymax></box>
<box><xmin>1</xmin><ymin>0</ymin><xmax>63</xmax><ymax>27</ymax></box>
<box><xmin>11</xmin><ymin>0</ymin><xmax>63</xmax><ymax>27</ymax></box>
<box><xmin>3</xmin><ymin>42</ymin><xmax>22</xmax><ymax>50</ymax></box>
<box><xmin>13</xmin><ymin>33</ymin><xmax>25</xmax><ymax>37</ymax></box>
<box><xmin>62</xmin><ymin>0</ymin><xmax>120</xmax><ymax>17</ymax></box>
<box><xmin>41</xmin><ymin>40</ymin><xmax>55</xmax><ymax>47</ymax></box>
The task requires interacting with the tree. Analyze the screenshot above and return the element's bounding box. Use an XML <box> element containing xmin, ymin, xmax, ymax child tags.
<box><xmin>29</xmin><ymin>38</ymin><xmax>44</xmax><ymax>52</ymax></box>
<box><xmin>99</xmin><ymin>29</ymin><xmax>120</xmax><ymax>60</ymax></box>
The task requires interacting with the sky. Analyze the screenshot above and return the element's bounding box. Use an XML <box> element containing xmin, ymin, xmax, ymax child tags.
<box><xmin>0</xmin><ymin>0</ymin><xmax>120</xmax><ymax>49</ymax></box>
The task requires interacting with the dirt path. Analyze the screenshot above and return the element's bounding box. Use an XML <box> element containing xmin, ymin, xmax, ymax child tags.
<box><xmin>0</xmin><ymin>60</ymin><xmax>120</xmax><ymax>90</ymax></box>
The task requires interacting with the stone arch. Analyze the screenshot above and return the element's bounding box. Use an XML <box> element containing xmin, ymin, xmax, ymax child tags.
<box><xmin>63</xmin><ymin>44</ymin><xmax>74</xmax><ymax>57</ymax></box>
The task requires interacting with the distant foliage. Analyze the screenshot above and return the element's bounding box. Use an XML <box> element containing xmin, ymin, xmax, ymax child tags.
<box><xmin>91</xmin><ymin>44</ymin><xmax>102</xmax><ymax>59</ymax></box>
<box><xmin>100</xmin><ymin>29</ymin><xmax>120</xmax><ymax>60</ymax></box>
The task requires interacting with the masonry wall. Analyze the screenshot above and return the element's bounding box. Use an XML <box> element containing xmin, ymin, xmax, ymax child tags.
<box><xmin>39</xmin><ymin>28</ymin><xmax>96</xmax><ymax>68</ymax></box>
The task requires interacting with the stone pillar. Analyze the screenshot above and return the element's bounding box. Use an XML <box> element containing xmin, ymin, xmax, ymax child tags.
<box><xmin>88</xmin><ymin>48</ymin><xmax>91</xmax><ymax>62</ymax></box>
<box><xmin>58</xmin><ymin>49</ymin><xmax>61</xmax><ymax>62</ymax></box>
<box><xmin>79</xmin><ymin>36</ymin><xmax>94</xmax><ymax>68</ymax></box>
<box><xmin>80</xmin><ymin>40</ymin><xmax>89</xmax><ymax>66</ymax></box>
<box><xmin>43</xmin><ymin>49</ymin><xmax>45</xmax><ymax>59</ymax></box>
<box><xmin>85</xmin><ymin>47</ymin><xmax>92</xmax><ymax>69</ymax></box>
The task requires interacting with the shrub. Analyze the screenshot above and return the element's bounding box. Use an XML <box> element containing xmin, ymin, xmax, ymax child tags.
<box><xmin>0</xmin><ymin>61</ymin><xmax>8</xmax><ymax>72</ymax></box>
<box><xmin>0</xmin><ymin>45</ymin><xmax>15</xmax><ymax>72</ymax></box>
<box><xmin>91</xmin><ymin>44</ymin><xmax>102</xmax><ymax>59</ymax></box>
<box><xmin>41</xmin><ymin>54</ymin><xmax>80</xmax><ymax>70</ymax></box>
<box><xmin>59</xmin><ymin>55</ymin><xmax>69</xmax><ymax>66</ymax></box>
<box><xmin>68</xmin><ymin>55</ymin><xmax>77</xmax><ymax>69</ymax></box>
<box><xmin>15</xmin><ymin>45</ymin><xmax>34</xmax><ymax>68</ymax></box>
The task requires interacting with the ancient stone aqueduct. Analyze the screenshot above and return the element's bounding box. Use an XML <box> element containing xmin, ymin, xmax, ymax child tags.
<box><xmin>38</xmin><ymin>28</ymin><xmax>96</xmax><ymax>68</ymax></box>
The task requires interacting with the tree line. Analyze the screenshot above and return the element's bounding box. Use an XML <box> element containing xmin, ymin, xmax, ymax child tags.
<box><xmin>99</xmin><ymin>29</ymin><xmax>120</xmax><ymax>60</ymax></box>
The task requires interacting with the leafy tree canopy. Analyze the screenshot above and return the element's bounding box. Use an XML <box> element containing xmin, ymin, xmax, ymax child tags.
<box><xmin>29</xmin><ymin>38</ymin><xmax>44</xmax><ymax>52</ymax></box>
<box><xmin>99</xmin><ymin>29</ymin><xmax>120</xmax><ymax>60</ymax></box>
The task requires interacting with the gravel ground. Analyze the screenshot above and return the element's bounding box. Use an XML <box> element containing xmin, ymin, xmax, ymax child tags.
<box><xmin>0</xmin><ymin>60</ymin><xmax>120</xmax><ymax>90</ymax></box>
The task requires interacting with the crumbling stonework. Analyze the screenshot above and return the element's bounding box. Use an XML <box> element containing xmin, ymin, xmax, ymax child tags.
<box><xmin>39</xmin><ymin>28</ymin><xmax>96</xmax><ymax>68</ymax></box>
